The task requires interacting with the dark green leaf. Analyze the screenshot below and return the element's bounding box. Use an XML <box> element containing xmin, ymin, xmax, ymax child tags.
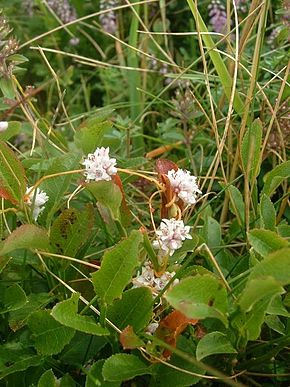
<box><xmin>0</xmin><ymin>284</ymin><xmax>27</xmax><ymax>314</ymax></box>
<box><xmin>261</xmin><ymin>160</ymin><xmax>290</xmax><ymax>197</ymax></box>
<box><xmin>51</xmin><ymin>293</ymin><xmax>109</xmax><ymax>335</ymax></box>
<box><xmin>38</xmin><ymin>369</ymin><xmax>57</xmax><ymax>387</ymax></box>
<box><xmin>92</xmin><ymin>231</ymin><xmax>143</xmax><ymax>306</ymax></box>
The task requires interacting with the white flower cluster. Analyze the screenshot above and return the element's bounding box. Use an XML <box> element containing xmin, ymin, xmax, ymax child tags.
<box><xmin>82</xmin><ymin>147</ymin><xmax>117</xmax><ymax>182</ymax></box>
<box><xmin>132</xmin><ymin>262</ymin><xmax>179</xmax><ymax>295</ymax></box>
<box><xmin>153</xmin><ymin>218</ymin><xmax>192</xmax><ymax>257</ymax></box>
<box><xmin>25</xmin><ymin>187</ymin><xmax>49</xmax><ymax>220</ymax></box>
<box><xmin>0</xmin><ymin>121</ymin><xmax>8</xmax><ymax>132</ymax></box>
<box><xmin>167</xmin><ymin>168</ymin><xmax>202</xmax><ymax>205</ymax></box>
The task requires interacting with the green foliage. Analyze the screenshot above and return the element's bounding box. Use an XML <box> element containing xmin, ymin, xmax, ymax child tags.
<box><xmin>196</xmin><ymin>332</ymin><xmax>237</xmax><ymax>361</ymax></box>
<box><xmin>248</xmin><ymin>229</ymin><xmax>289</xmax><ymax>257</ymax></box>
<box><xmin>92</xmin><ymin>231</ymin><xmax>143</xmax><ymax>306</ymax></box>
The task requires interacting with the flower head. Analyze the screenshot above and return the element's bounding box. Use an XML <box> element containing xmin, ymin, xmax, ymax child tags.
<box><xmin>132</xmin><ymin>261</ymin><xmax>178</xmax><ymax>295</ymax></box>
<box><xmin>82</xmin><ymin>147</ymin><xmax>117</xmax><ymax>182</ymax></box>
<box><xmin>167</xmin><ymin>168</ymin><xmax>202</xmax><ymax>205</ymax></box>
<box><xmin>25</xmin><ymin>187</ymin><xmax>49</xmax><ymax>220</ymax></box>
<box><xmin>0</xmin><ymin>121</ymin><xmax>8</xmax><ymax>132</ymax></box>
<box><xmin>153</xmin><ymin>218</ymin><xmax>192</xmax><ymax>256</ymax></box>
<box><xmin>208</xmin><ymin>0</ymin><xmax>227</xmax><ymax>34</ymax></box>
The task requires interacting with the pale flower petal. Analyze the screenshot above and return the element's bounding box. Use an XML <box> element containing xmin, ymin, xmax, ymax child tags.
<box><xmin>167</xmin><ymin>168</ymin><xmax>202</xmax><ymax>205</ymax></box>
<box><xmin>82</xmin><ymin>147</ymin><xmax>117</xmax><ymax>182</ymax></box>
<box><xmin>25</xmin><ymin>187</ymin><xmax>49</xmax><ymax>220</ymax></box>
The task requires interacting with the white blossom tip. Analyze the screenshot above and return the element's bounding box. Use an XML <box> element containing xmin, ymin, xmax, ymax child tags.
<box><xmin>82</xmin><ymin>146</ymin><xmax>117</xmax><ymax>182</ymax></box>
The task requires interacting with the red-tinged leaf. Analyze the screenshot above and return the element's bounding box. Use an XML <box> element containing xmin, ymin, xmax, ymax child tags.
<box><xmin>112</xmin><ymin>174</ymin><xmax>132</xmax><ymax>225</ymax></box>
<box><xmin>0</xmin><ymin>141</ymin><xmax>26</xmax><ymax>204</ymax></box>
<box><xmin>120</xmin><ymin>326</ymin><xmax>144</xmax><ymax>349</ymax></box>
<box><xmin>155</xmin><ymin>159</ymin><xmax>183</xmax><ymax>218</ymax></box>
<box><xmin>157</xmin><ymin>310</ymin><xmax>198</xmax><ymax>358</ymax></box>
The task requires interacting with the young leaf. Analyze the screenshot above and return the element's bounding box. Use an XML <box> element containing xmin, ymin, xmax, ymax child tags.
<box><xmin>86</xmin><ymin>180</ymin><xmax>122</xmax><ymax>220</ymax></box>
<box><xmin>85</xmin><ymin>359</ymin><xmax>120</xmax><ymax>387</ymax></box>
<box><xmin>51</xmin><ymin>293</ymin><xmax>109</xmax><ymax>336</ymax></box>
<box><xmin>0</xmin><ymin>224</ymin><xmax>50</xmax><ymax>256</ymax></box>
<box><xmin>107</xmin><ymin>287</ymin><xmax>153</xmax><ymax>332</ymax></box>
<box><xmin>28</xmin><ymin>310</ymin><xmax>75</xmax><ymax>355</ymax></box>
<box><xmin>37</xmin><ymin>369</ymin><xmax>57</xmax><ymax>387</ymax></box>
<box><xmin>50</xmin><ymin>206</ymin><xmax>94</xmax><ymax>257</ymax></box>
<box><xmin>0</xmin><ymin>284</ymin><xmax>27</xmax><ymax>314</ymax></box>
<box><xmin>241</xmin><ymin>119</ymin><xmax>263</xmax><ymax>182</ymax></box>
<box><xmin>260</xmin><ymin>194</ymin><xmax>276</xmax><ymax>231</ymax></box>
<box><xmin>119</xmin><ymin>326</ymin><xmax>144</xmax><ymax>349</ymax></box>
<box><xmin>196</xmin><ymin>332</ymin><xmax>237</xmax><ymax>361</ymax></box>
<box><xmin>102</xmin><ymin>354</ymin><xmax>152</xmax><ymax>382</ymax></box>
<box><xmin>0</xmin><ymin>140</ymin><xmax>26</xmax><ymax>204</ymax></box>
<box><xmin>248</xmin><ymin>229</ymin><xmax>288</xmax><ymax>257</ymax></box>
<box><xmin>228</xmin><ymin>185</ymin><xmax>245</xmax><ymax>225</ymax></box>
<box><xmin>92</xmin><ymin>230</ymin><xmax>143</xmax><ymax>306</ymax></box>
<box><xmin>166</xmin><ymin>274</ymin><xmax>228</xmax><ymax>326</ymax></box>
<box><xmin>261</xmin><ymin>160</ymin><xmax>290</xmax><ymax>197</ymax></box>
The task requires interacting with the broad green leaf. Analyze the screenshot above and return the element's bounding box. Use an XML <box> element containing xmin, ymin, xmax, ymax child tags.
<box><xmin>28</xmin><ymin>310</ymin><xmax>75</xmax><ymax>355</ymax></box>
<box><xmin>153</xmin><ymin>336</ymin><xmax>205</xmax><ymax>386</ymax></box>
<box><xmin>92</xmin><ymin>231</ymin><xmax>143</xmax><ymax>306</ymax></box>
<box><xmin>0</xmin><ymin>141</ymin><xmax>26</xmax><ymax>204</ymax></box>
<box><xmin>85</xmin><ymin>360</ymin><xmax>120</xmax><ymax>387</ymax></box>
<box><xmin>0</xmin><ymin>77</ymin><xmax>15</xmax><ymax>99</ymax></box>
<box><xmin>0</xmin><ymin>224</ymin><xmax>50</xmax><ymax>256</ymax></box>
<box><xmin>166</xmin><ymin>274</ymin><xmax>228</xmax><ymax>326</ymax></box>
<box><xmin>196</xmin><ymin>332</ymin><xmax>237</xmax><ymax>361</ymax></box>
<box><xmin>261</xmin><ymin>160</ymin><xmax>290</xmax><ymax>197</ymax></box>
<box><xmin>51</xmin><ymin>293</ymin><xmax>109</xmax><ymax>336</ymax></box>
<box><xmin>202</xmin><ymin>216</ymin><xmax>221</xmax><ymax>250</ymax></box>
<box><xmin>0</xmin><ymin>121</ymin><xmax>21</xmax><ymax>141</ymax></box>
<box><xmin>266</xmin><ymin>295</ymin><xmax>290</xmax><ymax>317</ymax></box>
<box><xmin>238</xmin><ymin>277</ymin><xmax>284</xmax><ymax>312</ymax></box>
<box><xmin>228</xmin><ymin>185</ymin><xmax>245</xmax><ymax>225</ymax></box>
<box><xmin>241</xmin><ymin>119</ymin><xmax>263</xmax><ymax>182</ymax></box>
<box><xmin>107</xmin><ymin>287</ymin><xmax>153</xmax><ymax>332</ymax></box>
<box><xmin>248</xmin><ymin>248</ymin><xmax>290</xmax><ymax>286</ymax></box>
<box><xmin>260</xmin><ymin>194</ymin><xmax>276</xmax><ymax>231</ymax></box>
<box><xmin>0</xmin><ymin>352</ymin><xmax>43</xmax><ymax>380</ymax></box>
<box><xmin>102</xmin><ymin>354</ymin><xmax>152</xmax><ymax>382</ymax></box>
<box><xmin>0</xmin><ymin>284</ymin><xmax>27</xmax><ymax>314</ymax></box>
<box><xmin>248</xmin><ymin>229</ymin><xmax>288</xmax><ymax>257</ymax></box>
<box><xmin>265</xmin><ymin>315</ymin><xmax>285</xmax><ymax>335</ymax></box>
<box><xmin>50</xmin><ymin>206</ymin><xmax>94</xmax><ymax>257</ymax></box>
<box><xmin>86</xmin><ymin>181</ymin><xmax>122</xmax><ymax>220</ymax></box>
<box><xmin>40</xmin><ymin>153</ymin><xmax>80</xmax><ymax>225</ymax></box>
<box><xmin>38</xmin><ymin>369</ymin><xmax>57</xmax><ymax>387</ymax></box>
<box><xmin>74</xmin><ymin>118</ymin><xmax>112</xmax><ymax>154</ymax></box>
<box><xmin>9</xmin><ymin>293</ymin><xmax>52</xmax><ymax>331</ymax></box>
<box><xmin>59</xmin><ymin>374</ymin><xmax>76</xmax><ymax>387</ymax></box>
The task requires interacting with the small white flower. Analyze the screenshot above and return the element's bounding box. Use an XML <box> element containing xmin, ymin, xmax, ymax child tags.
<box><xmin>82</xmin><ymin>147</ymin><xmax>117</xmax><ymax>182</ymax></box>
<box><xmin>25</xmin><ymin>187</ymin><xmax>49</xmax><ymax>220</ymax></box>
<box><xmin>132</xmin><ymin>261</ymin><xmax>178</xmax><ymax>295</ymax></box>
<box><xmin>154</xmin><ymin>218</ymin><xmax>192</xmax><ymax>256</ymax></box>
<box><xmin>146</xmin><ymin>322</ymin><xmax>159</xmax><ymax>334</ymax></box>
<box><xmin>0</xmin><ymin>121</ymin><xmax>8</xmax><ymax>132</ymax></box>
<box><xmin>167</xmin><ymin>168</ymin><xmax>202</xmax><ymax>205</ymax></box>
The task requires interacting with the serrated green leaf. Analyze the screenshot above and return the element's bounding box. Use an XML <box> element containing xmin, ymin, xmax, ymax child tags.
<box><xmin>241</xmin><ymin>119</ymin><xmax>263</xmax><ymax>182</ymax></box>
<box><xmin>0</xmin><ymin>141</ymin><xmax>26</xmax><ymax>204</ymax></box>
<box><xmin>86</xmin><ymin>360</ymin><xmax>120</xmax><ymax>387</ymax></box>
<box><xmin>51</xmin><ymin>293</ymin><xmax>109</xmax><ymax>336</ymax></box>
<box><xmin>38</xmin><ymin>369</ymin><xmax>57</xmax><ymax>387</ymax></box>
<box><xmin>86</xmin><ymin>181</ymin><xmax>122</xmax><ymax>220</ymax></box>
<box><xmin>102</xmin><ymin>354</ymin><xmax>152</xmax><ymax>382</ymax></box>
<box><xmin>0</xmin><ymin>121</ymin><xmax>21</xmax><ymax>141</ymax></box>
<box><xmin>196</xmin><ymin>332</ymin><xmax>237</xmax><ymax>361</ymax></box>
<box><xmin>28</xmin><ymin>310</ymin><xmax>75</xmax><ymax>355</ymax></box>
<box><xmin>107</xmin><ymin>287</ymin><xmax>153</xmax><ymax>332</ymax></box>
<box><xmin>261</xmin><ymin>160</ymin><xmax>290</xmax><ymax>197</ymax></box>
<box><xmin>50</xmin><ymin>206</ymin><xmax>94</xmax><ymax>257</ymax></box>
<box><xmin>260</xmin><ymin>194</ymin><xmax>276</xmax><ymax>231</ymax></box>
<box><xmin>92</xmin><ymin>231</ymin><xmax>143</xmax><ymax>306</ymax></box>
<box><xmin>74</xmin><ymin>118</ymin><xmax>112</xmax><ymax>154</ymax></box>
<box><xmin>0</xmin><ymin>284</ymin><xmax>27</xmax><ymax>314</ymax></box>
<box><xmin>166</xmin><ymin>274</ymin><xmax>228</xmax><ymax>326</ymax></box>
<box><xmin>0</xmin><ymin>224</ymin><xmax>50</xmax><ymax>256</ymax></box>
<box><xmin>248</xmin><ymin>229</ymin><xmax>288</xmax><ymax>257</ymax></box>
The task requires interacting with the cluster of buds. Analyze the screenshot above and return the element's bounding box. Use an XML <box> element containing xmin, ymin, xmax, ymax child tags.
<box><xmin>132</xmin><ymin>261</ymin><xmax>179</xmax><ymax>296</ymax></box>
<box><xmin>47</xmin><ymin>0</ymin><xmax>77</xmax><ymax>24</ymax></box>
<box><xmin>99</xmin><ymin>0</ymin><xmax>118</xmax><ymax>35</ymax></box>
<box><xmin>0</xmin><ymin>12</ymin><xmax>19</xmax><ymax>77</ymax></box>
<box><xmin>208</xmin><ymin>0</ymin><xmax>227</xmax><ymax>34</ymax></box>
<box><xmin>170</xmin><ymin>87</ymin><xmax>196</xmax><ymax>123</ymax></box>
<box><xmin>82</xmin><ymin>147</ymin><xmax>117</xmax><ymax>182</ymax></box>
